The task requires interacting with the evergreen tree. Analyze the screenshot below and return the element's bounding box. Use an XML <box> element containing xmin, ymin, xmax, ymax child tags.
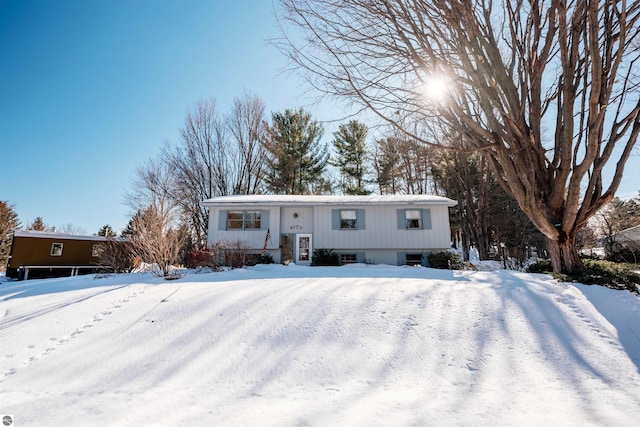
<box><xmin>121</xmin><ymin>212</ymin><xmax>143</xmax><ymax>238</ymax></box>
<box><xmin>331</xmin><ymin>120</ymin><xmax>370</xmax><ymax>195</ymax></box>
<box><xmin>373</xmin><ymin>137</ymin><xmax>401</xmax><ymax>195</ymax></box>
<box><xmin>0</xmin><ymin>201</ymin><xmax>21</xmax><ymax>270</ymax></box>
<box><xmin>98</xmin><ymin>224</ymin><xmax>116</xmax><ymax>237</ymax></box>
<box><xmin>28</xmin><ymin>217</ymin><xmax>46</xmax><ymax>231</ymax></box>
<box><xmin>263</xmin><ymin>108</ymin><xmax>329</xmax><ymax>194</ymax></box>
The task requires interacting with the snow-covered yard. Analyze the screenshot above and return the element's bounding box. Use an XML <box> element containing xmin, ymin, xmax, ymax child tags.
<box><xmin>1</xmin><ymin>264</ymin><xmax>639</xmax><ymax>426</ymax></box>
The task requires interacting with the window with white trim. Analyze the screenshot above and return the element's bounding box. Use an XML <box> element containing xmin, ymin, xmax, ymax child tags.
<box><xmin>226</xmin><ymin>211</ymin><xmax>262</xmax><ymax>230</ymax></box>
<box><xmin>92</xmin><ymin>244</ymin><xmax>103</xmax><ymax>257</ymax></box>
<box><xmin>244</xmin><ymin>211</ymin><xmax>261</xmax><ymax>229</ymax></box>
<box><xmin>405</xmin><ymin>209</ymin><xmax>422</xmax><ymax>229</ymax></box>
<box><xmin>340</xmin><ymin>210</ymin><xmax>357</xmax><ymax>229</ymax></box>
<box><xmin>227</xmin><ymin>211</ymin><xmax>244</xmax><ymax>229</ymax></box>
<box><xmin>51</xmin><ymin>243</ymin><xmax>64</xmax><ymax>256</ymax></box>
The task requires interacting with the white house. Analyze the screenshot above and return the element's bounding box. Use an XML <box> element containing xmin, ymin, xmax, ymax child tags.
<box><xmin>201</xmin><ymin>194</ymin><xmax>457</xmax><ymax>266</ymax></box>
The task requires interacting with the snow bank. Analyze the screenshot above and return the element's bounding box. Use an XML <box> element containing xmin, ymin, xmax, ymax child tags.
<box><xmin>1</xmin><ymin>265</ymin><xmax>639</xmax><ymax>426</ymax></box>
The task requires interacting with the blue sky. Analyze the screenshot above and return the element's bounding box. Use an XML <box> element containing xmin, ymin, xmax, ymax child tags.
<box><xmin>1</xmin><ymin>0</ymin><xmax>639</xmax><ymax>235</ymax></box>
<box><xmin>0</xmin><ymin>0</ymin><xmax>344</xmax><ymax>234</ymax></box>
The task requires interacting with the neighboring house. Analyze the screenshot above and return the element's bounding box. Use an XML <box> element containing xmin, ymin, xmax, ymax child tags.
<box><xmin>201</xmin><ymin>194</ymin><xmax>457</xmax><ymax>266</ymax></box>
<box><xmin>612</xmin><ymin>225</ymin><xmax>640</xmax><ymax>250</ymax></box>
<box><xmin>5</xmin><ymin>230</ymin><xmax>114</xmax><ymax>280</ymax></box>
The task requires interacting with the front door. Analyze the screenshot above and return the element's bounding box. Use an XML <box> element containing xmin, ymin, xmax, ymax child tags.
<box><xmin>295</xmin><ymin>234</ymin><xmax>312</xmax><ymax>265</ymax></box>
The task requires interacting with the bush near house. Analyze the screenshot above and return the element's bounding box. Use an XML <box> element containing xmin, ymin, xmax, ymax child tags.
<box><xmin>185</xmin><ymin>247</ymin><xmax>216</xmax><ymax>269</ymax></box>
<box><xmin>428</xmin><ymin>251</ymin><xmax>464</xmax><ymax>270</ymax></box>
<box><xmin>311</xmin><ymin>249</ymin><xmax>341</xmax><ymax>266</ymax></box>
<box><xmin>245</xmin><ymin>253</ymin><xmax>276</xmax><ymax>266</ymax></box>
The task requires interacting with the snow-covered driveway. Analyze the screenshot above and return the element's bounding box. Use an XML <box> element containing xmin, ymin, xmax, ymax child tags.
<box><xmin>1</xmin><ymin>265</ymin><xmax>639</xmax><ymax>426</ymax></box>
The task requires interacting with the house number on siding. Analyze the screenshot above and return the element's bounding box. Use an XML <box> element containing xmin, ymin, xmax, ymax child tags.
<box><xmin>289</xmin><ymin>225</ymin><xmax>302</xmax><ymax>230</ymax></box>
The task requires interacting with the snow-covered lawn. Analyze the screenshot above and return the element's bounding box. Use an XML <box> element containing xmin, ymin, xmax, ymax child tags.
<box><xmin>1</xmin><ymin>264</ymin><xmax>639</xmax><ymax>426</ymax></box>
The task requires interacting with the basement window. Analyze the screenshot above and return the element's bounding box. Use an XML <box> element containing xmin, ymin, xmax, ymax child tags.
<box><xmin>405</xmin><ymin>253</ymin><xmax>423</xmax><ymax>266</ymax></box>
<box><xmin>340</xmin><ymin>253</ymin><xmax>357</xmax><ymax>265</ymax></box>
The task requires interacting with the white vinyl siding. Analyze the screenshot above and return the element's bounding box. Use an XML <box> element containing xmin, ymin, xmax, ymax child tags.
<box><xmin>211</xmin><ymin>208</ymin><xmax>278</xmax><ymax>252</ymax></box>
<box><xmin>281</xmin><ymin>207</ymin><xmax>313</xmax><ymax>233</ymax></box>
<box><xmin>317</xmin><ymin>205</ymin><xmax>449</xmax><ymax>250</ymax></box>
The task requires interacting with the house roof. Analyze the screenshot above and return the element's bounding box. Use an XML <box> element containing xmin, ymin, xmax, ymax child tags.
<box><xmin>201</xmin><ymin>194</ymin><xmax>457</xmax><ymax>207</ymax></box>
<box><xmin>615</xmin><ymin>224</ymin><xmax>640</xmax><ymax>242</ymax></box>
<box><xmin>12</xmin><ymin>230</ymin><xmax>113</xmax><ymax>242</ymax></box>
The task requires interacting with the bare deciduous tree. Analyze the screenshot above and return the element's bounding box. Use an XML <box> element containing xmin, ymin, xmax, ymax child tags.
<box><xmin>97</xmin><ymin>238</ymin><xmax>135</xmax><ymax>274</ymax></box>
<box><xmin>228</xmin><ymin>92</ymin><xmax>268</xmax><ymax>195</ymax></box>
<box><xmin>127</xmin><ymin>158</ymin><xmax>186</xmax><ymax>278</ymax></box>
<box><xmin>165</xmin><ymin>99</ymin><xmax>229</xmax><ymax>245</ymax></box>
<box><xmin>58</xmin><ymin>223</ymin><xmax>87</xmax><ymax>235</ymax></box>
<box><xmin>279</xmin><ymin>0</ymin><xmax>640</xmax><ymax>273</ymax></box>
<box><xmin>166</xmin><ymin>94</ymin><xmax>268</xmax><ymax>245</ymax></box>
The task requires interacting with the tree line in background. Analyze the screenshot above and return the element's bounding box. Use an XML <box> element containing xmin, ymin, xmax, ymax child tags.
<box><xmin>2</xmin><ymin>92</ymin><xmax>640</xmax><ymax>275</ymax></box>
<box><xmin>3</xmin><ymin>1</ymin><xmax>639</xmax><ymax>276</ymax></box>
<box><xmin>117</xmin><ymin>87</ymin><xmax>640</xmax><ymax>275</ymax></box>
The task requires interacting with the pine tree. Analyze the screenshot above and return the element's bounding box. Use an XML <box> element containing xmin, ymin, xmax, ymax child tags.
<box><xmin>373</xmin><ymin>138</ymin><xmax>401</xmax><ymax>195</ymax></box>
<box><xmin>98</xmin><ymin>224</ymin><xmax>116</xmax><ymax>237</ymax></box>
<box><xmin>331</xmin><ymin>120</ymin><xmax>370</xmax><ymax>195</ymax></box>
<box><xmin>0</xmin><ymin>201</ymin><xmax>21</xmax><ymax>270</ymax></box>
<box><xmin>263</xmin><ymin>108</ymin><xmax>329</xmax><ymax>194</ymax></box>
<box><xmin>121</xmin><ymin>212</ymin><xmax>143</xmax><ymax>238</ymax></box>
<box><xmin>28</xmin><ymin>217</ymin><xmax>46</xmax><ymax>231</ymax></box>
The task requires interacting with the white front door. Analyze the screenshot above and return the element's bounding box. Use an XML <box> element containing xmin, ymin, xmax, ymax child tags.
<box><xmin>295</xmin><ymin>233</ymin><xmax>312</xmax><ymax>265</ymax></box>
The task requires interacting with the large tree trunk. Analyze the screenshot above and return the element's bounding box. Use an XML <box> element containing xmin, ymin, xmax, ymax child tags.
<box><xmin>545</xmin><ymin>232</ymin><xmax>582</xmax><ymax>274</ymax></box>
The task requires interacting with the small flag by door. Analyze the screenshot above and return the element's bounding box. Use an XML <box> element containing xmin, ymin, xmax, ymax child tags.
<box><xmin>261</xmin><ymin>228</ymin><xmax>271</xmax><ymax>256</ymax></box>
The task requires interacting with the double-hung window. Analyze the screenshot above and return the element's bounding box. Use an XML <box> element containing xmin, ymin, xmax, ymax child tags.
<box><xmin>340</xmin><ymin>210</ymin><xmax>357</xmax><ymax>229</ymax></box>
<box><xmin>398</xmin><ymin>208</ymin><xmax>432</xmax><ymax>230</ymax></box>
<box><xmin>405</xmin><ymin>210</ymin><xmax>422</xmax><ymax>229</ymax></box>
<box><xmin>244</xmin><ymin>211</ymin><xmax>261</xmax><ymax>229</ymax></box>
<box><xmin>332</xmin><ymin>209</ymin><xmax>365</xmax><ymax>230</ymax></box>
<box><xmin>227</xmin><ymin>211</ymin><xmax>245</xmax><ymax>230</ymax></box>
<box><xmin>225</xmin><ymin>210</ymin><xmax>263</xmax><ymax>230</ymax></box>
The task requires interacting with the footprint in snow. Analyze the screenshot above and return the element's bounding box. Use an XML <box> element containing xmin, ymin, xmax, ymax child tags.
<box><xmin>3</xmin><ymin>368</ymin><xmax>17</xmax><ymax>378</ymax></box>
